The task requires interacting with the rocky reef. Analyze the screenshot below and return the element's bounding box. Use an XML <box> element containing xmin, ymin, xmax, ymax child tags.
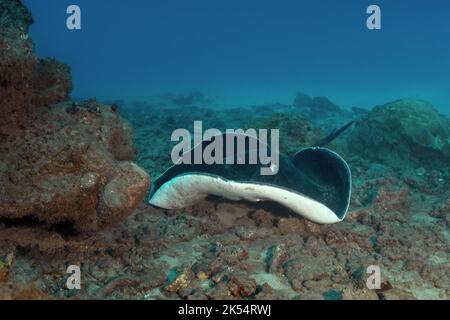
<box><xmin>348</xmin><ymin>99</ymin><xmax>450</xmax><ymax>169</ymax></box>
<box><xmin>1</xmin><ymin>0</ymin><xmax>448</xmax><ymax>301</ymax></box>
<box><xmin>0</xmin><ymin>0</ymin><xmax>71</xmax><ymax>129</ymax></box>
<box><xmin>293</xmin><ymin>92</ymin><xmax>343</xmax><ymax>119</ymax></box>
<box><xmin>0</xmin><ymin>1</ymin><xmax>150</xmax><ymax>254</ymax></box>
<box><xmin>105</xmin><ymin>97</ymin><xmax>447</xmax><ymax>300</ymax></box>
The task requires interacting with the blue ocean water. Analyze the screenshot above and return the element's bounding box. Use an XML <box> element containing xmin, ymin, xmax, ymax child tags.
<box><xmin>25</xmin><ymin>0</ymin><xmax>450</xmax><ymax>114</ymax></box>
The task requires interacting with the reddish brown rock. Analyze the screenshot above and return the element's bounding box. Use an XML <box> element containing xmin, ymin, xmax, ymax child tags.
<box><xmin>228</xmin><ymin>272</ymin><xmax>258</xmax><ymax>298</ymax></box>
<box><xmin>0</xmin><ymin>0</ymin><xmax>150</xmax><ymax>247</ymax></box>
<box><xmin>97</xmin><ymin>162</ymin><xmax>149</xmax><ymax>228</ymax></box>
<box><xmin>374</xmin><ymin>188</ymin><xmax>410</xmax><ymax>213</ymax></box>
<box><xmin>0</xmin><ymin>102</ymin><xmax>150</xmax><ymax>240</ymax></box>
<box><xmin>277</xmin><ymin>218</ymin><xmax>306</xmax><ymax>235</ymax></box>
<box><xmin>0</xmin><ymin>1</ymin><xmax>71</xmax><ymax>129</ymax></box>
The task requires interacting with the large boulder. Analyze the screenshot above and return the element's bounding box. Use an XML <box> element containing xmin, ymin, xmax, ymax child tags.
<box><xmin>0</xmin><ymin>101</ymin><xmax>150</xmax><ymax>236</ymax></box>
<box><xmin>0</xmin><ymin>1</ymin><xmax>150</xmax><ymax>243</ymax></box>
<box><xmin>347</xmin><ymin>99</ymin><xmax>450</xmax><ymax>169</ymax></box>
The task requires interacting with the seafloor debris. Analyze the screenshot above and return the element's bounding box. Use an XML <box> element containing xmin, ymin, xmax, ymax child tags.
<box><xmin>0</xmin><ymin>0</ymin><xmax>448</xmax><ymax>301</ymax></box>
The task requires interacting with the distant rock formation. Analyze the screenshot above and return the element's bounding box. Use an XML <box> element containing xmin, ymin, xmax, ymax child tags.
<box><xmin>293</xmin><ymin>92</ymin><xmax>342</xmax><ymax>119</ymax></box>
<box><xmin>347</xmin><ymin>99</ymin><xmax>450</xmax><ymax>169</ymax></box>
<box><xmin>0</xmin><ymin>0</ymin><xmax>150</xmax><ymax>246</ymax></box>
<box><xmin>351</xmin><ymin>106</ymin><xmax>369</xmax><ymax>115</ymax></box>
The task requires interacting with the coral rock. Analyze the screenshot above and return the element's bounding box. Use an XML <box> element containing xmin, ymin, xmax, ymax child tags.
<box><xmin>0</xmin><ymin>1</ymin><xmax>72</xmax><ymax>129</ymax></box>
<box><xmin>0</xmin><ymin>0</ymin><xmax>150</xmax><ymax>246</ymax></box>
<box><xmin>348</xmin><ymin>99</ymin><xmax>450</xmax><ymax>169</ymax></box>
<box><xmin>98</xmin><ymin>162</ymin><xmax>150</xmax><ymax>228</ymax></box>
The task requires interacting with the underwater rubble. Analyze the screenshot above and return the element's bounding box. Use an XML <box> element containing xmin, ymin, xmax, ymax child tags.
<box><xmin>4</xmin><ymin>95</ymin><xmax>447</xmax><ymax>300</ymax></box>
<box><xmin>0</xmin><ymin>0</ymin><xmax>449</xmax><ymax>300</ymax></box>
<box><xmin>119</xmin><ymin>99</ymin><xmax>448</xmax><ymax>300</ymax></box>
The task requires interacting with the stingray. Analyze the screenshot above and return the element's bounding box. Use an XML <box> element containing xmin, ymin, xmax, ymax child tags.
<box><xmin>148</xmin><ymin>121</ymin><xmax>353</xmax><ymax>224</ymax></box>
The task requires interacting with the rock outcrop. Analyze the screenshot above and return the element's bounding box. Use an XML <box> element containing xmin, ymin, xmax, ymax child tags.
<box><xmin>347</xmin><ymin>99</ymin><xmax>450</xmax><ymax>169</ymax></box>
<box><xmin>0</xmin><ymin>0</ymin><xmax>150</xmax><ymax>245</ymax></box>
<box><xmin>0</xmin><ymin>0</ymin><xmax>72</xmax><ymax>129</ymax></box>
<box><xmin>293</xmin><ymin>92</ymin><xmax>343</xmax><ymax>119</ymax></box>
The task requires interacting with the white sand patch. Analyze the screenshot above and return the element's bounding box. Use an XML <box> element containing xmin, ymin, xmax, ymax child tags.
<box><xmin>384</xmin><ymin>267</ymin><xmax>447</xmax><ymax>300</ymax></box>
<box><xmin>410</xmin><ymin>287</ymin><xmax>447</xmax><ymax>300</ymax></box>
<box><xmin>250</xmin><ymin>273</ymin><xmax>297</xmax><ymax>298</ymax></box>
<box><xmin>156</xmin><ymin>255</ymin><xmax>179</xmax><ymax>268</ymax></box>
<box><xmin>427</xmin><ymin>253</ymin><xmax>449</xmax><ymax>265</ymax></box>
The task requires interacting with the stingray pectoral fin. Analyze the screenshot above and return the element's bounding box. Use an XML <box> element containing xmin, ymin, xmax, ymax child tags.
<box><xmin>149</xmin><ymin>174</ymin><xmax>343</xmax><ymax>224</ymax></box>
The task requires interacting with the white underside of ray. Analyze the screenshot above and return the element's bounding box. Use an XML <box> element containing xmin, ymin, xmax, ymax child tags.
<box><xmin>149</xmin><ymin>174</ymin><xmax>344</xmax><ymax>224</ymax></box>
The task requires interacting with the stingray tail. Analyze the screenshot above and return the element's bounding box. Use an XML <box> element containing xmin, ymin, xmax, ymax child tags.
<box><xmin>314</xmin><ymin>121</ymin><xmax>354</xmax><ymax>147</ymax></box>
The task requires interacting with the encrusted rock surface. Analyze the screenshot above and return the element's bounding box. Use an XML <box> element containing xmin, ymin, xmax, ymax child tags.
<box><xmin>3</xmin><ymin>96</ymin><xmax>447</xmax><ymax>300</ymax></box>
<box><xmin>0</xmin><ymin>0</ymin><xmax>72</xmax><ymax>129</ymax></box>
<box><xmin>0</xmin><ymin>1</ymin><xmax>150</xmax><ymax>248</ymax></box>
<box><xmin>348</xmin><ymin>99</ymin><xmax>450</xmax><ymax>169</ymax></box>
